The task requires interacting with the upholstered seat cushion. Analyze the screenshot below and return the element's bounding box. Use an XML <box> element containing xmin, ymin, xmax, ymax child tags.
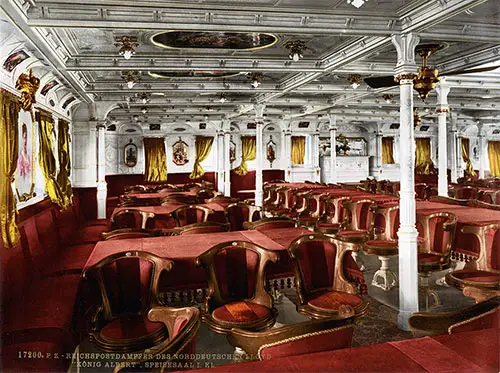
<box><xmin>307</xmin><ymin>291</ymin><xmax>362</xmax><ymax>312</ymax></box>
<box><xmin>449</xmin><ymin>269</ymin><xmax>500</xmax><ymax>285</ymax></box>
<box><xmin>101</xmin><ymin>314</ymin><xmax>166</xmax><ymax>341</ymax></box>
<box><xmin>316</xmin><ymin>222</ymin><xmax>341</xmax><ymax>228</ymax></box>
<box><xmin>364</xmin><ymin>239</ymin><xmax>398</xmax><ymax>256</ymax></box>
<box><xmin>418</xmin><ymin>253</ymin><xmax>446</xmax><ymax>264</ymax></box>
<box><xmin>212</xmin><ymin>301</ymin><xmax>271</xmax><ymax>324</ymax></box>
<box><xmin>337</xmin><ymin>230</ymin><xmax>368</xmax><ymax>237</ymax></box>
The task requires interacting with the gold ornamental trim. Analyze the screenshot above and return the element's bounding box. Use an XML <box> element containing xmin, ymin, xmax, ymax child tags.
<box><xmin>395</xmin><ymin>73</ymin><xmax>416</xmax><ymax>83</ymax></box>
<box><xmin>435</xmin><ymin>108</ymin><xmax>450</xmax><ymax>113</ymax></box>
<box><xmin>15</xmin><ymin>69</ymin><xmax>40</xmax><ymax>111</ymax></box>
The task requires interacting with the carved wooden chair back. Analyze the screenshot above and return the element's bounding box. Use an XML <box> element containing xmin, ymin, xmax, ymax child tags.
<box><xmin>225</xmin><ymin>203</ymin><xmax>262</xmax><ymax>231</ymax></box>
<box><xmin>111</xmin><ymin>209</ymin><xmax>155</xmax><ymax>230</ymax></box>
<box><xmin>102</xmin><ymin>228</ymin><xmax>156</xmax><ymax>240</ymax></box>
<box><xmin>287</xmin><ymin>234</ymin><xmax>361</xmax><ymax>305</ymax></box>
<box><xmin>342</xmin><ymin>199</ymin><xmax>377</xmax><ymax>232</ymax></box>
<box><xmin>461</xmin><ymin>223</ymin><xmax>500</xmax><ymax>273</ymax></box>
<box><xmin>374</xmin><ymin>205</ymin><xmax>400</xmax><ymax>241</ymax></box>
<box><xmin>416</xmin><ymin>212</ymin><xmax>457</xmax><ymax>257</ymax></box>
<box><xmin>246</xmin><ymin>217</ymin><xmax>296</xmax><ymax>231</ymax></box>
<box><xmin>415</xmin><ymin>183</ymin><xmax>429</xmax><ymax>200</ymax></box>
<box><xmin>172</xmin><ymin>205</ymin><xmax>212</xmax><ymax>227</ymax></box>
<box><xmin>321</xmin><ymin>196</ymin><xmax>351</xmax><ymax>225</ymax></box>
<box><xmin>177</xmin><ymin>222</ymin><xmax>230</xmax><ymax>235</ymax></box>
<box><xmin>195</xmin><ymin>241</ymin><xmax>279</xmax><ymax>313</ymax></box>
<box><xmin>124</xmin><ymin>185</ymin><xmax>149</xmax><ymax>194</ymax></box>
<box><xmin>196</xmin><ymin>189</ymin><xmax>219</xmax><ymax>203</ymax></box>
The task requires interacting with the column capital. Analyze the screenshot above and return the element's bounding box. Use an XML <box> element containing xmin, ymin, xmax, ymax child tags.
<box><xmin>435</xmin><ymin>82</ymin><xmax>451</xmax><ymax>108</ymax></box>
<box><xmin>327</xmin><ymin>113</ymin><xmax>336</xmax><ymax>127</ymax></box>
<box><xmin>477</xmin><ymin>122</ymin><xmax>484</xmax><ymax>136</ymax></box>
<box><xmin>253</xmin><ymin>104</ymin><xmax>266</xmax><ymax>119</ymax></box>
<box><xmin>392</xmin><ymin>33</ymin><xmax>420</xmax><ymax>75</ymax></box>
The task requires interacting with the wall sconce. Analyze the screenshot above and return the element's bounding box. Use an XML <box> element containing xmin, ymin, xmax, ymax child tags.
<box><xmin>123</xmin><ymin>71</ymin><xmax>138</xmax><ymax>89</ymax></box>
<box><xmin>284</xmin><ymin>40</ymin><xmax>307</xmax><ymax>62</ymax></box>
<box><xmin>115</xmin><ymin>36</ymin><xmax>138</xmax><ymax>60</ymax></box>
<box><xmin>383</xmin><ymin>94</ymin><xmax>393</xmax><ymax>104</ymax></box>
<box><xmin>348</xmin><ymin>74</ymin><xmax>362</xmax><ymax>89</ymax></box>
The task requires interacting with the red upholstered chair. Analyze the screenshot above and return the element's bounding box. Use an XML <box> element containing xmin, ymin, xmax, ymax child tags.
<box><xmin>245</xmin><ymin>217</ymin><xmax>296</xmax><ymax>231</ymax></box>
<box><xmin>124</xmin><ymin>185</ymin><xmax>148</xmax><ymax>193</ymax></box>
<box><xmin>207</xmin><ymin>195</ymin><xmax>239</xmax><ymax>208</ymax></box>
<box><xmin>225</xmin><ymin>203</ymin><xmax>262</xmax><ymax>231</ymax></box>
<box><xmin>408</xmin><ymin>296</ymin><xmax>499</xmax><ymax>336</ymax></box>
<box><xmin>336</xmin><ymin>199</ymin><xmax>377</xmax><ymax>244</ymax></box>
<box><xmin>415</xmin><ymin>183</ymin><xmax>429</xmax><ymax>200</ymax></box>
<box><xmin>113</xmin><ymin>307</ymin><xmax>201</xmax><ymax>372</ymax></box>
<box><xmin>477</xmin><ymin>190</ymin><xmax>495</xmax><ymax>204</ymax></box>
<box><xmin>176</xmin><ymin>222</ymin><xmax>230</xmax><ymax>235</ymax></box>
<box><xmin>314</xmin><ymin>196</ymin><xmax>351</xmax><ymax>235</ymax></box>
<box><xmin>446</xmin><ymin>223</ymin><xmax>500</xmax><ymax>294</ymax></box>
<box><xmin>119</xmin><ymin>196</ymin><xmax>158</xmax><ymax>207</ymax></box>
<box><xmin>110</xmin><ymin>209</ymin><xmax>154</xmax><ymax>230</ymax></box>
<box><xmin>171</xmin><ymin>205</ymin><xmax>212</xmax><ymax>227</ymax></box>
<box><xmin>195</xmin><ymin>241</ymin><xmax>279</xmax><ymax>334</ymax></box>
<box><xmin>263</xmin><ymin>186</ymin><xmax>280</xmax><ymax>213</ymax></box>
<box><xmin>287</xmin><ymin>234</ymin><xmax>368</xmax><ymax>319</ymax></box>
<box><xmin>227</xmin><ymin>317</ymin><xmax>355</xmax><ymax>361</ymax></box>
<box><xmin>417</xmin><ymin>212</ymin><xmax>457</xmax><ymax>308</ymax></box>
<box><xmin>83</xmin><ymin>251</ymin><xmax>173</xmax><ymax>352</ymax></box>
<box><xmin>363</xmin><ymin>205</ymin><xmax>400</xmax><ymax>291</ymax></box>
<box><xmin>161</xmin><ymin>194</ymin><xmax>198</xmax><ymax>205</ymax></box>
<box><xmin>297</xmin><ymin>193</ymin><xmax>328</xmax><ymax>229</ymax></box>
<box><xmin>454</xmin><ymin>186</ymin><xmax>478</xmax><ymax>200</ymax></box>
<box><xmin>266</xmin><ymin>187</ymin><xmax>290</xmax><ymax>216</ymax></box>
<box><xmin>196</xmin><ymin>188</ymin><xmax>219</xmax><ymax>203</ymax></box>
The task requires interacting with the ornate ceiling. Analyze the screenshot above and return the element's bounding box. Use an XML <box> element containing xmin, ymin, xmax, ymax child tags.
<box><xmin>1</xmin><ymin>0</ymin><xmax>499</xmax><ymax>132</ymax></box>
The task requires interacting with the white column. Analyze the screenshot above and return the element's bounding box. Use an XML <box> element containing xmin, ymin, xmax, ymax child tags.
<box><xmin>457</xmin><ymin>133</ymin><xmax>463</xmax><ymax>178</ymax></box>
<box><xmin>216</xmin><ymin>128</ymin><xmax>225</xmax><ymax>193</ymax></box>
<box><xmin>478</xmin><ymin>123</ymin><xmax>485</xmax><ymax>179</ymax></box>
<box><xmin>450</xmin><ymin>113</ymin><xmax>459</xmax><ymax>183</ymax></box>
<box><xmin>328</xmin><ymin>114</ymin><xmax>337</xmax><ymax>184</ymax></box>
<box><xmin>376</xmin><ymin>127</ymin><xmax>383</xmax><ymax>169</ymax></box>
<box><xmin>223</xmin><ymin>119</ymin><xmax>231</xmax><ymax>197</ymax></box>
<box><xmin>254</xmin><ymin>104</ymin><xmax>265</xmax><ymax>207</ymax></box>
<box><xmin>436</xmin><ymin>83</ymin><xmax>451</xmax><ymax>196</ymax></box>
<box><xmin>393</xmin><ymin>33</ymin><xmax>420</xmax><ymax>331</ymax></box>
<box><xmin>284</xmin><ymin>130</ymin><xmax>292</xmax><ymax>182</ymax></box>
<box><xmin>96</xmin><ymin>122</ymin><xmax>107</xmax><ymax>219</ymax></box>
<box><xmin>312</xmin><ymin>130</ymin><xmax>321</xmax><ymax>182</ymax></box>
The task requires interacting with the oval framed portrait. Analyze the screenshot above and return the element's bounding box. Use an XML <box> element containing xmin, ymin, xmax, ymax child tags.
<box><xmin>124</xmin><ymin>140</ymin><xmax>138</xmax><ymax>167</ymax></box>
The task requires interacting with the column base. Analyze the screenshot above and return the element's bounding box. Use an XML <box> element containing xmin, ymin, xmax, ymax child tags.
<box><xmin>397</xmin><ymin>310</ymin><xmax>413</xmax><ymax>331</ymax></box>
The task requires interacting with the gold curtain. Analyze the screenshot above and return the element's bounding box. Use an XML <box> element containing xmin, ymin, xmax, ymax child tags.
<box><xmin>38</xmin><ymin>110</ymin><xmax>67</xmax><ymax>208</ymax></box>
<box><xmin>488</xmin><ymin>141</ymin><xmax>500</xmax><ymax>177</ymax></box>
<box><xmin>189</xmin><ymin>136</ymin><xmax>214</xmax><ymax>179</ymax></box>
<box><xmin>233</xmin><ymin>136</ymin><xmax>256</xmax><ymax>176</ymax></box>
<box><xmin>382</xmin><ymin>137</ymin><xmax>395</xmax><ymax>164</ymax></box>
<box><xmin>415</xmin><ymin>138</ymin><xmax>437</xmax><ymax>175</ymax></box>
<box><xmin>144</xmin><ymin>137</ymin><xmax>167</xmax><ymax>182</ymax></box>
<box><xmin>57</xmin><ymin>119</ymin><xmax>73</xmax><ymax>207</ymax></box>
<box><xmin>461</xmin><ymin>138</ymin><xmax>476</xmax><ymax>177</ymax></box>
<box><xmin>0</xmin><ymin>89</ymin><xmax>21</xmax><ymax>248</ymax></box>
<box><xmin>291</xmin><ymin>136</ymin><xmax>306</xmax><ymax>165</ymax></box>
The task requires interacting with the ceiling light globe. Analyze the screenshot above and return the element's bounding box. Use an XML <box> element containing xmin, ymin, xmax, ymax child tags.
<box><xmin>251</xmin><ymin>80</ymin><xmax>260</xmax><ymax>88</ymax></box>
<box><xmin>293</xmin><ymin>53</ymin><xmax>300</xmax><ymax>62</ymax></box>
<box><xmin>352</xmin><ymin>82</ymin><xmax>360</xmax><ymax>89</ymax></box>
<box><xmin>127</xmin><ymin>81</ymin><xmax>135</xmax><ymax>89</ymax></box>
<box><xmin>123</xmin><ymin>49</ymin><xmax>133</xmax><ymax>60</ymax></box>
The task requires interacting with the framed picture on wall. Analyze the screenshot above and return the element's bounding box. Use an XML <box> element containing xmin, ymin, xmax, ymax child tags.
<box><xmin>172</xmin><ymin>137</ymin><xmax>189</xmax><ymax>166</ymax></box>
<box><xmin>16</xmin><ymin>110</ymin><xmax>36</xmax><ymax>202</ymax></box>
<box><xmin>124</xmin><ymin>139</ymin><xmax>138</xmax><ymax>167</ymax></box>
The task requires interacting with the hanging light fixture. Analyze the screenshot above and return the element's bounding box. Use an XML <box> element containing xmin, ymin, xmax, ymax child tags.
<box><xmin>383</xmin><ymin>93</ymin><xmax>393</xmax><ymax>104</ymax></box>
<box><xmin>247</xmin><ymin>72</ymin><xmax>263</xmax><ymax>88</ymax></box>
<box><xmin>284</xmin><ymin>40</ymin><xmax>307</xmax><ymax>62</ymax></box>
<box><xmin>217</xmin><ymin>93</ymin><xmax>227</xmax><ymax>103</ymax></box>
<box><xmin>123</xmin><ymin>71</ymin><xmax>138</xmax><ymax>89</ymax></box>
<box><xmin>347</xmin><ymin>74</ymin><xmax>362</xmax><ymax>89</ymax></box>
<box><xmin>115</xmin><ymin>36</ymin><xmax>139</xmax><ymax>60</ymax></box>
<box><xmin>347</xmin><ymin>0</ymin><xmax>368</xmax><ymax>8</ymax></box>
<box><xmin>139</xmin><ymin>92</ymin><xmax>150</xmax><ymax>104</ymax></box>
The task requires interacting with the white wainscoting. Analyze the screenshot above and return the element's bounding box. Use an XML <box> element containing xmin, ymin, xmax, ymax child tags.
<box><xmin>320</xmin><ymin>156</ymin><xmax>371</xmax><ymax>183</ymax></box>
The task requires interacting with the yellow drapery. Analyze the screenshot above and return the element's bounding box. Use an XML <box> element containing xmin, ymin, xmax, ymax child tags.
<box><xmin>57</xmin><ymin>119</ymin><xmax>73</xmax><ymax>207</ymax></box>
<box><xmin>461</xmin><ymin>138</ymin><xmax>476</xmax><ymax>177</ymax></box>
<box><xmin>189</xmin><ymin>136</ymin><xmax>214</xmax><ymax>179</ymax></box>
<box><xmin>0</xmin><ymin>89</ymin><xmax>21</xmax><ymax>248</ymax></box>
<box><xmin>488</xmin><ymin>141</ymin><xmax>500</xmax><ymax>177</ymax></box>
<box><xmin>382</xmin><ymin>137</ymin><xmax>395</xmax><ymax>164</ymax></box>
<box><xmin>291</xmin><ymin>136</ymin><xmax>306</xmax><ymax>165</ymax></box>
<box><xmin>144</xmin><ymin>137</ymin><xmax>167</xmax><ymax>182</ymax></box>
<box><xmin>415</xmin><ymin>138</ymin><xmax>437</xmax><ymax>175</ymax></box>
<box><xmin>37</xmin><ymin>110</ymin><xmax>67</xmax><ymax>208</ymax></box>
<box><xmin>233</xmin><ymin>136</ymin><xmax>256</xmax><ymax>176</ymax></box>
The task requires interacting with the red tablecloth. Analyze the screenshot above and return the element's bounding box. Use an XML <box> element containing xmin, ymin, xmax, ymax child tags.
<box><xmin>84</xmin><ymin>227</ymin><xmax>365</xmax><ymax>292</ymax></box>
<box><xmin>121</xmin><ymin>190</ymin><xmax>197</xmax><ymax>200</ymax></box>
<box><xmin>189</xmin><ymin>328</ymin><xmax>498</xmax><ymax>372</ymax></box>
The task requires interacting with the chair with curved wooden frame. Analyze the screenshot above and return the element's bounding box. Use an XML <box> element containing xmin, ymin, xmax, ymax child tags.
<box><xmin>113</xmin><ymin>306</ymin><xmax>201</xmax><ymax>372</ymax></box>
<box><xmin>408</xmin><ymin>296</ymin><xmax>499</xmax><ymax>337</ymax></box>
<box><xmin>266</xmin><ymin>187</ymin><xmax>290</xmax><ymax>216</ymax></box>
<box><xmin>314</xmin><ymin>196</ymin><xmax>351</xmax><ymax>236</ymax></box>
<box><xmin>227</xmin><ymin>316</ymin><xmax>355</xmax><ymax>361</ymax></box>
<box><xmin>363</xmin><ymin>205</ymin><xmax>400</xmax><ymax>291</ymax></box>
<box><xmin>160</xmin><ymin>194</ymin><xmax>198</xmax><ymax>205</ymax></box>
<box><xmin>296</xmin><ymin>193</ymin><xmax>328</xmax><ymax>229</ymax></box>
<box><xmin>176</xmin><ymin>222</ymin><xmax>230</xmax><ymax>235</ymax></box>
<box><xmin>244</xmin><ymin>217</ymin><xmax>296</xmax><ymax>231</ymax></box>
<box><xmin>195</xmin><ymin>241</ymin><xmax>279</xmax><ymax>334</ymax></box>
<box><xmin>196</xmin><ymin>189</ymin><xmax>219</xmax><ymax>203</ymax></box>
<box><xmin>446</xmin><ymin>223</ymin><xmax>500</xmax><ymax>295</ymax></box>
<box><xmin>171</xmin><ymin>205</ymin><xmax>213</xmax><ymax>227</ymax></box>
<box><xmin>287</xmin><ymin>234</ymin><xmax>368</xmax><ymax>319</ymax></box>
<box><xmin>110</xmin><ymin>209</ymin><xmax>155</xmax><ymax>230</ymax></box>
<box><xmin>206</xmin><ymin>195</ymin><xmax>239</xmax><ymax>208</ymax></box>
<box><xmin>415</xmin><ymin>183</ymin><xmax>429</xmax><ymax>200</ymax></box>
<box><xmin>83</xmin><ymin>251</ymin><xmax>173</xmax><ymax>353</ymax></box>
<box><xmin>417</xmin><ymin>212</ymin><xmax>457</xmax><ymax>308</ymax></box>
<box><xmin>225</xmin><ymin>203</ymin><xmax>262</xmax><ymax>231</ymax></box>
<box><xmin>335</xmin><ymin>199</ymin><xmax>377</xmax><ymax>244</ymax></box>
<box><xmin>102</xmin><ymin>228</ymin><xmax>157</xmax><ymax>240</ymax></box>
<box><xmin>124</xmin><ymin>185</ymin><xmax>149</xmax><ymax>194</ymax></box>
<box><xmin>453</xmin><ymin>185</ymin><xmax>479</xmax><ymax>200</ymax></box>
<box><xmin>118</xmin><ymin>196</ymin><xmax>158</xmax><ymax>207</ymax></box>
